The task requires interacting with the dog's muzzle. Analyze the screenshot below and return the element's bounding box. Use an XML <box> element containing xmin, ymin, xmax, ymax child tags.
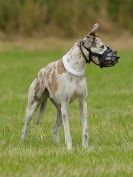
<box><xmin>80</xmin><ymin>41</ymin><xmax>120</xmax><ymax>68</ymax></box>
<box><xmin>88</xmin><ymin>47</ymin><xmax>120</xmax><ymax>68</ymax></box>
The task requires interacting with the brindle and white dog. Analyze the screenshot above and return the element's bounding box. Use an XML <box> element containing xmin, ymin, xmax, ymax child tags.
<box><xmin>21</xmin><ymin>23</ymin><xmax>119</xmax><ymax>150</ymax></box>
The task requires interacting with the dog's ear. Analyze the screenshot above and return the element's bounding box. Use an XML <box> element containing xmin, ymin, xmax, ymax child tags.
<box><xmin>88</xmin><ymin>23</ymin><xmax>99</xmax><ymax>37</ymax></box>
<box><xmin>82</xmin><ymin>23</ymin><xmax>99</xmax><ymax>47</ymax></box>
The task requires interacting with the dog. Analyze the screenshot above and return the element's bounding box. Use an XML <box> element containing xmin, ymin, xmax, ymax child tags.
<box><xmin>21</xmin><ymin>23</ymin><xmax>119</xmax><ymax>150</ymax></box>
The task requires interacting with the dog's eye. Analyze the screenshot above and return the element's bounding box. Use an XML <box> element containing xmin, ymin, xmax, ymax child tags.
<box><xmin>101</xmin><ymin>45</ymin><xmax>104</xmax><ymax>49</ymax></box>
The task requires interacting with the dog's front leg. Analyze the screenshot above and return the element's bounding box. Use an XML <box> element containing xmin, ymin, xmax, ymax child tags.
<box><xmin>79</xmin><ymin>97</ymin><xmax>89</xmax><ymax>149</ymax></box>
<box><xmin>61</xmin><ymin>102</ymin><xmax>72</xmax><ymax>150</ymax></box>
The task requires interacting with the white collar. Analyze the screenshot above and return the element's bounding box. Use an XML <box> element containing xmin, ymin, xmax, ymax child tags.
<box><xmin>63</xmin><ymin>54</ymin><xmax>85</xmax><ymax>77</ymax></box>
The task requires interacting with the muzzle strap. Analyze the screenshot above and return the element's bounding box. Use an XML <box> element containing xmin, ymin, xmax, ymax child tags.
<box><xmin>79</xmin><ymin>40</ymin><xmax>91</xmax><ymax>63</ymax></box>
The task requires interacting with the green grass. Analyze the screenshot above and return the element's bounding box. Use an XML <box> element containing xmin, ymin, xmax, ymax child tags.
<box><xmin>0</xmin><ymin>50</ymin><xmax>133</xmax><ymax>177</ymax></box>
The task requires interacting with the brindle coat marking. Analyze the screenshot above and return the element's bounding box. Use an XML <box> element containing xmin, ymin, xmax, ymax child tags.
<box><xmin>21</xmin><ymin>23</ymin><xmax>110</xmax><ymax>150</ymax></box>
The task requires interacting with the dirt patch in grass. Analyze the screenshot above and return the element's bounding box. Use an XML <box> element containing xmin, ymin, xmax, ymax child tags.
<box><xmin>0</xmin><ymin>33</ymin><xmax>132</xmax><ymax>52</ymax></box>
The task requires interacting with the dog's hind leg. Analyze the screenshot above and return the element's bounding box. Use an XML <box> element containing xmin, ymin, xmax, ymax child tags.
<box><xmin>21</xmin><ymin>79</ymin><xmax>43</xmax><ymax>142</ymax></box>
<box><xmin>36</xmin><ymin>95</ymin><xmax>48</xmax><ymax>125</ymax></box>
<box><xmin>21</xmin><ymin>100</ymin><xmax>39</xmax><ymax>142</ymax></box>
<box><xmin>50</xmin><ymin>98</ymin><xmax>62</xmax><ymax>143</ymax></box>
<box><xmin>53</xmin><ymin>108</ymin><xmax>62</xmax><ymax>143</ymax></box>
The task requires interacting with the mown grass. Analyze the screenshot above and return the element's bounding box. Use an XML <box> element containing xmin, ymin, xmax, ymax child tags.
<box><xmin>0</xmin><ymin>50</ymin><xmax>133</xmax><ymax>177</ymax></box>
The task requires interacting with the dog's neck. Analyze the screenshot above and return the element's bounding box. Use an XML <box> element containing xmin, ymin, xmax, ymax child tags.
<box><xmin>63</xmin><ymin>42</ymin><xmax>89</xmax><ymax>76</ymax></box>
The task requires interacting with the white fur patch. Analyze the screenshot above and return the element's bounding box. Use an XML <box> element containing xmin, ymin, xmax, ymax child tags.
<box><xmin>91</xmin><ymin>45</ymin><xmax>107</xmax><ymax>54</ymax></box>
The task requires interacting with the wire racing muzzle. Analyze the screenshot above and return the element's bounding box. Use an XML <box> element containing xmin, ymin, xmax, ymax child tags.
<box><xmin>80</xmin><ymin>41</ymin><xmax>120</xmax><ymax>68</ymax></box>
<box><xmin>88</xmin><ymin>47</ymin><xmax>120</xmax><ymax>68</ymax></box>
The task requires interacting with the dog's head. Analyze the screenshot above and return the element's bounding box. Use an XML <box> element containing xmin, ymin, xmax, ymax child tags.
<box><xmin>80</xmin><ymin>23</ymin><xmax>120</xmax><ymax>68</ymax></box>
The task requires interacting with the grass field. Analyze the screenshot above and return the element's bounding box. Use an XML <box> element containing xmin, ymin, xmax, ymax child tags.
<box><xmin>0</xmin><ymin>49</ymin><xmax>133</xmax><ymax>177</ymax></box>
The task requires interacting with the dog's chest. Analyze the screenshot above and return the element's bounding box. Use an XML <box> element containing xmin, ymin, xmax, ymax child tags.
<box><xmin>55</xmin><ymin>73</ymin><xmax>87</xmax><ymax>103</ymax></box>
<box><xmin>40</xmin><ymin>60</ymin><xmax>87</xmax><ymax>104</ymax></box>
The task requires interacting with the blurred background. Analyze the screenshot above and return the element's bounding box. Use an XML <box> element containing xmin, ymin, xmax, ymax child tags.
<box><xmin>0</xmin><ymin>0</ymin><xmax>132</xmax><ymax>50</ymax></box>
